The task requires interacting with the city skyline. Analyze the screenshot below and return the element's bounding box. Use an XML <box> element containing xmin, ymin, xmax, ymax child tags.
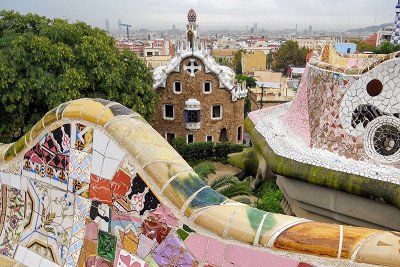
<box><xmin>0</xmin><ymin>0</ymin><xmax>397</xmax><ymax>31</ymax></box>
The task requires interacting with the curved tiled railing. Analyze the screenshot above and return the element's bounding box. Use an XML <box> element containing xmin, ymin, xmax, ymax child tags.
<box><xmin>308</xmin><ymin>43</ymin><xmax>400</xmax><ymax>75</ymax></box>
<box><xmin>0</xmin><ymin>99</ymin><xmax>399</xmax><ymax>266</ymax></box>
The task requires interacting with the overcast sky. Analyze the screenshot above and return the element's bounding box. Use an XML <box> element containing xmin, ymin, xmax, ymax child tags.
<box><xmin>0</xmin><ymin>0</ymin><xmax>397</xmax><ymax>31</ymax></box>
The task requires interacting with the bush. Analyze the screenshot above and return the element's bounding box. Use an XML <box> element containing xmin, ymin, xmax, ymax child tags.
<box><xmin>172</xmin><ymin>137</ymin><xmax>187</xmax><ymax>155</ymax></box>
<box><xmin>185</xmin><ymin>142</ymin><xmax>214</xmax><ymax>163</ymax></box>
<box><xmin>193</xmin><ymin>162</ymin><xmax>216</xmax><ymax>181</ymax></box>
<box><xmin>214</xmin><ymin>142</ymin><xmax>246</xmax><ymax>163</ymax></box>
<box><xmin>172</xmin><ymin>138</ymin><xmax>246</xmax><ymax>164</ymax></box>
<box><xmin>255</xmin><ymin>178</ymin><xmax>283</xmax><ymax>214</ymax></box>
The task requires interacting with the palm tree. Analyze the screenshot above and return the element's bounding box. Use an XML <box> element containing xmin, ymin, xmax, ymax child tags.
<box><xmin>209</xmin><ymin>174</ymin><xmax>253</xmax><ymax>203</ymax></box>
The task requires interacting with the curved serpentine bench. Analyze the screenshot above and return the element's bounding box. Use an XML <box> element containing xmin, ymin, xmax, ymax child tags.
<box><xmin>0</xmin><ymin>98</ymin><xmax>398</xmax><ymax>266</ymax></box>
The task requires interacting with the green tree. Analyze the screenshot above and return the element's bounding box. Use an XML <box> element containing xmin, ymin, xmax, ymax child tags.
<box><xmin>231</xmin><ymin>49</ymin><xmax>244</xmax><ymax>74</ymax></box>
<box><xmin>235</xmin><ymin>74</ymin><xmax>256</xmax><ymax>88</ymax></box>
<box><xmin>273</xmin><ymin>41</ymin><xmax>309</xmax><ymax>74</ymax></box>
<box><xmin>216</xmin><ymin>57</ymin><xmax>231</xmax><ymax>67</ymax></box>
<box><xmin>209</xmin><ymin>174</ymin><xmax>252</xmax><ymax>201</ymax></box>
<box><xmin>235</xmin><ymin>74</ymin><xmax>255</xmax><ymax>117</ymax></box>
<box><xmin>352</xmin><ymin>40</ymin><xmax>375</xmax><ymax>53</ymax></box>
<box><xmin>0</xmin><ymin>10</ymin><xmax>156</xmax><ymax>143</ymax></box>
<box><xmin>374</xmin><ymin>42</ymin><xmax>400</xmax><ymax>54</ymax></box>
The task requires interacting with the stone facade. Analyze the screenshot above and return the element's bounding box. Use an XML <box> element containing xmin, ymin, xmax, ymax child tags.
<box><xmin>154</xmin><ymin>56</ymin><xmax>245</xmax><ymax>143</ymax></box>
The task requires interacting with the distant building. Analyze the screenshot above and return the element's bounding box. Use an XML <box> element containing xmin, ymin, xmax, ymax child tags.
<box><xmin>364</xmin><ymin>33</ymin><xmax>378</xmax><ymax>47</ymax></box>
<box><xmin>145</xmin><ymin>55</ymin><xmax>172</xmax><ymax>69</ymax></box>
<box><xmin>392</xmin><ymin>0</ymin><xmax>400</xmax><ymax>44</ymax></box>
<box><xmin>152</xmin><ymin>9</ymin><xmax>247</xmax><ymax>144</ymax></box>
<box><xmin>249</xmin><ymin>70</ymin><xmax>295</xmax><ymax>110</ymax></box>
<box><xmin>292</xmin><ymin>37</ymin><xmax>335</xmax><ymax>50</ymax></box>
<box><xmin>334</xmin><ymin>43</ymin><xmax>357</xmax><ymax>54</ymax></box>
<box><xmin>212</xmin><ymin>48</ymin><xmax>238</xmax><ymax>64</ymax></box>
<box><xmin>105</xmin><ymin>19</ymin><xmax>110</xmax><ymax>33</ymax></box>
<box><xmin>241</xmin><ymin>50</ymin><xmax>267</xmax><ymax>74</ymax></box>
<box><xmin>115</xmin><ymin>40</ymin><xmax>144</xmax><ymax>57</ymax></box>
<box><xmin>377</xmin><ymin>26</ymin><xmax>393</xmax><ymax>46</ymax></box>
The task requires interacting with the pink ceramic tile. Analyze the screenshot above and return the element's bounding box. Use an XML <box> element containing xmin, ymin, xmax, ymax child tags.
<box><xmin>204</xmin><ymin>236</ymin><xmax>226</xmax><ymax>266</ymax></box>
<box><xmin>283</xmin><ymin>67</ymin><xmax>311</xmax><ymax>146</ymax></box>
<box><xmin>85</xmin><ymin>221</ymin><xmax>99</xmax><ymax>242</ymax></box>
<box><xmin>184</xmin><ymin>234</ymin><xmax>209</xmax><ymax>262</ymax></box>
<box><xmin>224</xmin><ymin>244</ymin><xmax>299</xmax><ymax>267</ymax></box>
<box><xmin>137</xmin><ymin>234</ymin><xmax>156</xmax><ymax>259</ymax></box>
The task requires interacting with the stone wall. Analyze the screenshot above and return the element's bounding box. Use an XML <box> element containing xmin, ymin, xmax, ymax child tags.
<box><xmin>154</xmin><ymin>56</ymin><xmax>244</xmax><ymax>143</ymax></box>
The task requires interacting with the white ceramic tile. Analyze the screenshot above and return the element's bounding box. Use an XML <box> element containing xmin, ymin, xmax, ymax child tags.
<box><xmin>91</xmin><ymin>150</ymin><xmax>104</xmax><ymax>178</ymax></box>
<box><xmin>0</xmin><ymin>171</ymin><xmax>10</xmax><ymax>186</ymax></box>
<box><xmin>50</xmin><ymin>177</ymin><xmax>68</xmax><ymax>191</ymax></box>
<box><xmin>105</xmin><ymin>140</ymin><xmax>124</xmax><ymax>160</ymax></box>
<box><xmin>101</xmin><ymin>157</ymin><xmax>121</xmax><ymax>180</ymax></box>
<box><xmin>9</xmin><ymin>173</ymin><xmax>22</xmax><ymax>190</ymax></box>
<box><xmin>24</xmin><ymin>249</ymin><xmax>43</xmax><ymax>267</ymax></box>
<box><xmin>40</xmin><ymin>258</ymin><xmax>60</xmax><ymax>267</ymax></box>
<box><xmin>14</xmin><ymin>245</ymin><xmax>28</xmax><ymax>263</ymax></box>
<box><xmin>69</xmin><ymin>123</ymin><xmax>77</xmax><ymax>148</ymax></box>
<box><xmin>22</xmin><ymin>168</ymin><xmax>36</xmax><ymax>179</ymax></box>
<box><xmin>93</xmin><ymin>129</ymin><xmax>109</xmax><ymax>155</ymax></box>
<box><xmin>20</xmin><ymin>175</ymin><xmax>29</xmax><ymax>191</ymax></box>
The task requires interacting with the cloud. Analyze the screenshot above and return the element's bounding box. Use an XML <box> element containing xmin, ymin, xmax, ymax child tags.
<box><xmin>0</xmin><ymin>0</ymin><xmax>396</xmax><ymax>30</ymax></box>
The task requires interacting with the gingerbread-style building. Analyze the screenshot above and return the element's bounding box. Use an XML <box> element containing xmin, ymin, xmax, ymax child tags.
<box><xmin>153</xmin><ymin>9</ymin><xmax>247</xmax><ymax>144</ymax></box>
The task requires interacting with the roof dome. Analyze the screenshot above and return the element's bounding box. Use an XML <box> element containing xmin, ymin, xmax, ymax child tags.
<box><xmin>188</xmin><ymin>9</ymin><xmax>197</xmax><ymax>22</ymax></box>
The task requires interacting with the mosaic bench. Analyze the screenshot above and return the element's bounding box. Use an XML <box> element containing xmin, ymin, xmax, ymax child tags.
<box><xmin>0</xmin><ymin>98</ymin><xmax>398</xmax><ymax>266</ymax></box>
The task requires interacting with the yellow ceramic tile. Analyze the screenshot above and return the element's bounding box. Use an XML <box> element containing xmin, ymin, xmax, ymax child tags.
<box><xmin>143</xmin><ymin>162</ymin><xmax>194</xmax><ymax>190</ymax></box>
<box><xmin>161</xmin><ymin>184</ymin><xmax>188</xmax><ymax>211</ymax></box>
<box><xmin>340</xmin><ymin>225</ymin><xmax>380</xmax><ymax>259</ymax></box>
<box><xmin>81</xmin><ymin>100</ymin><xmax>114</xmax><ymax>125</ymax></box>
<box><xmin>3</xmin><ymin>143</ymin><xmax>16</xmax><ymax>161</ymax></box>
<box><xmin>226</xmin><ymin>206</ymin><xmax>258</xmax><ymax>244</ymax></box>
<box><xmin>354</xmin><ymin>231</ymin><xmax>400</xmax><ymax>266</ymax></box>
<box><xmin>42</xmin><ymin>108</ymin><xmax>58</xmax><ymax>128</ymax></box>
<box><xmin>273</xmin><ymin>222</ymin><xmax>340</xmax><ymax>258</ymax></box>
<box><xmin>29</xmin><ymin>119</ymin><xmax>45</xmax><ymax>141</ymax></box>
<box><xmin>194</xmin><ymin>205</ymin><xmax>238</xmax><ymax>238</ymax></box>
<box><xmin>258</xmin><ymin>214</ymin><xmax>307</xmax><ymax>247</ymax></box>
<box><xmin>61</xmin><ymin>99</ymin><xmax>88</xmax><ymax>120</ymax></box>
<box><xmin>0</xmin><ymin>254</ymin><xmax>24</xmax><ymax>266</ymax></box>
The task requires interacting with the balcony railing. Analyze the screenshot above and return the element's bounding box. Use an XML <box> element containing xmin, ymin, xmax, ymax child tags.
<box><xmin>185</xmin><ymin>122</ymin><xmax>201</xmax><ymax>130</ymax></box>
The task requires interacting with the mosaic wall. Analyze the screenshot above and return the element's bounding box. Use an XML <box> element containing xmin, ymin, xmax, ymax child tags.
<box><xmin>0</xmin><ymin>99</ymin><xmax>399</xmax><ymax>267</ymax></box>
<box><xmin>0</xmin><ymin>122</ymin><xmax>306</xmax><ymax>267</ymax></box>
<box><xmin>284</xmin><ymin>44</ymin><xmax>400</xmax><ymax>166</ymax></box>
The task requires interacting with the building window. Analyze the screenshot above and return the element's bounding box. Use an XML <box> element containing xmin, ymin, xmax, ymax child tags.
<box><xmin>206</xmin><ymin>135</ymin><xmax>213</xmax><ymax>142</ymax></box>
<box><xmin>163</xmin><ymin>104</ymin><xmax>174</xmax><ymax>120</ymax></box>
<box><xmin>237</xmin><ymin>126</ymin><xmax>243</xmax><ymax>141</ymax></box>
<box><xmin>187</xmin><ymin>134</ymin><xmax>194</xmax><ymax>144</ymax></box>
<box><xmin>212</xmin><ymin>105</ymin><xmax>222</xmax><ymax>120</ymax></box>
<box><xmin>347</xmin><ymin>48</ymin><xmax>351</xmax><ymax>53</ymax></box>
<box><xmin>166</xmin><ymin>133</ymin><xmax>175</xmax><ymax>144</ymax></box>
<box><xmin>185</xmin><ymin>110</ymin><xmax>201</xmax><ymax>123</ymax></box>
<box><xmin>204</xmin><ymin>81</ymin><xmax>212</xmax><ymax>94</ymax></box>
<box><xmin>173</xmin><ymin>81</ymin><xmax>182</xmax><ymax>94</ymax></box>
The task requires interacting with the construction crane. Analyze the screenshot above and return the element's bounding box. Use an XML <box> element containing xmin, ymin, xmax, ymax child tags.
<box><xmin>119</xmin><ymin>23</ymin><xmax>132</xmax><ymax>39</ymax></box>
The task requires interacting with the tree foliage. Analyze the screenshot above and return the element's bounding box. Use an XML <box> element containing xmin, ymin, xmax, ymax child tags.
<box><xmin>373</xmin><ymin>41</ymin><xmax>400</xmax><ymax>54</ymax></box>
<box><xmin>235</xmin><ymin>74</ymin><xmax>256</xmax><ymax>88</ymax></box>
<box><xmin>0</xmin><ymin>10</ymin><xmax>156</xmax><ymax>142</ymax></box>
<box><xmin>352</xmin><ymin>40</ymin><xmax>375</xmax><ymax>53</ymax></box>
<box><xmin>272</xmin><ymin>41</ymin><xmax>309</xmax><ymax>73</ymax></box>
<box><xmin>231</xmin><ymin>49</ymin><xmax>244</xmax><ymax>74</ymax></box>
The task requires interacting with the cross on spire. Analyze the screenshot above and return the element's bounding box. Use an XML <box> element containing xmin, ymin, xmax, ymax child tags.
<box><xmin>184</xmin><ymin>59</ymin><xmax>202</xmax><ymax>77</ymax></box>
